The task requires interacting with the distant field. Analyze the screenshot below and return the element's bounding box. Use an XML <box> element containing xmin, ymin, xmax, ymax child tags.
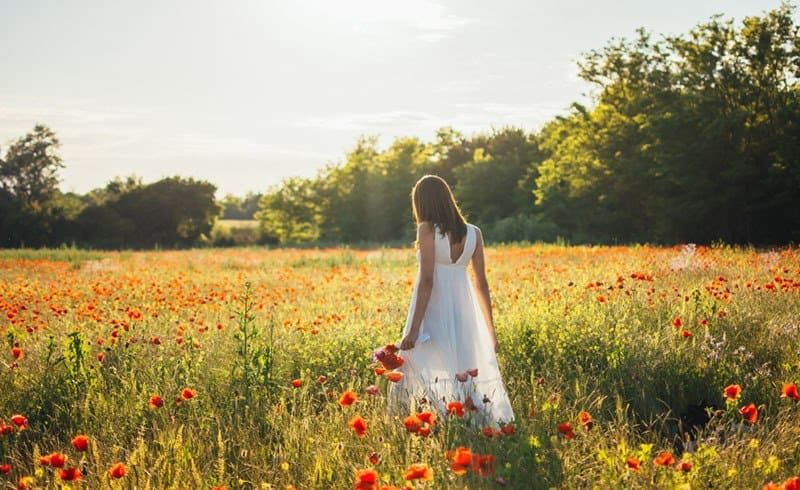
<box><xmin>0</xmin><ymin>244</ymin><xmax>799</xmax><ymax>488</ymax></box>
<box><xmin>214</xmin><ymin>219</ymin><xmax>259</xmax><ymax>229</ymax></box>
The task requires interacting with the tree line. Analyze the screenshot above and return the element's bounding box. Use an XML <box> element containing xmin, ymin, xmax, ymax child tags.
<box><xmin>2</xmin><ymin>5</ymin><xmax>798</xmax><ymax>249</ymax></box>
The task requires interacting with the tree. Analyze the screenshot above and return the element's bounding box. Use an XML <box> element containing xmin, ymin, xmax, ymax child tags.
<box><xmin>0</xmin><ymin>124</ymin><xmax>64</xmax><ymax>210</ymax></box>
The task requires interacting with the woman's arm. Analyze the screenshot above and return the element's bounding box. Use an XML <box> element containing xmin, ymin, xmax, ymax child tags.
<box><xmin>399</xmin><ymin>222</ymin><xmax>435</xmax><ymax>351</ymax></box>
<box><xmin>470</xmin><ymin>227</ymin><xmax>498</xmax><ymax>351</ymax></box>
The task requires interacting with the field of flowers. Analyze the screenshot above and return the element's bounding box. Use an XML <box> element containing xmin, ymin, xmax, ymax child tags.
<box><xmin>1</xmin><ymin>243</ymin><xmax>799</xmax><ymax>489</ymax></box>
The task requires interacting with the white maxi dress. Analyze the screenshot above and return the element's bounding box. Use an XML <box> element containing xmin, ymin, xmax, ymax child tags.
<box><xmin>387</xmin><ymin>222</ymin><xmax>515</xmax><ymax>427</ymax></box>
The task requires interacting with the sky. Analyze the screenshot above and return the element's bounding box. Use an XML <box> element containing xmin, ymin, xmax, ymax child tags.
<box><xmin>0</xmin><ymin>0</ymin><xmax>791</xmax><ymax>197</ymax></box>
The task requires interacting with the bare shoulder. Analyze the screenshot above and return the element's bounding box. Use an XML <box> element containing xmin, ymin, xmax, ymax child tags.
<box><xmin>470</xmin><ymin>223</ymin><xmax>484</xmax><ymax>243</ymax></box>
<box><xmin>417</xmin><ymin>221</ymin><xmax>435</xmax><ymax>237</ymax></box>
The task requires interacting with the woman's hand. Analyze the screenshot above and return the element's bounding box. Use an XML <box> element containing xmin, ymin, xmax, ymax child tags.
<box><xmin>399</xmin><ymin>332</ymin><xmax>418</xmax><ymax>350</ymax></box>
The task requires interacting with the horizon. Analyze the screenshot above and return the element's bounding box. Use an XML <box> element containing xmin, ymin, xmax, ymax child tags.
<box><xmin>0</xmin><ymin>0</ymin><xmax>792</xmax><ymax>198</ymax></box>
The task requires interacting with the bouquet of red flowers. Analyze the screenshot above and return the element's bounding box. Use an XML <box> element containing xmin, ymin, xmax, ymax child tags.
<box><xmin>372</xmin><ymin>343</ymin><xmax>405</xmax><ymax>370</ymax></box>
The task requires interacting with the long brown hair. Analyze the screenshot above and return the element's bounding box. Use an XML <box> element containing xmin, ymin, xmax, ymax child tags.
<box><xmin>411</xmin><ymin>175</ymin><xmax>467</xmax><ymax>248</ymax></box>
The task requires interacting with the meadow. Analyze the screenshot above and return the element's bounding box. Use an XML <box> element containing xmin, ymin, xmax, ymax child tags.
<box><xmin>1</xmin><ymin>243</ymin><xmax>799</xmax><ymax>489</ymax></box>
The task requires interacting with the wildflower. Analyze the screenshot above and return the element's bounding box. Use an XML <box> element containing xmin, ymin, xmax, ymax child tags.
<box><xmin>739</xmin><ymin>403</ymin><xmax>758</xmax><ymax>424</ymax></box>
<box><xmin>404</xmin><ymin>463</ymin><xmax>433</xmax><ymax>481</ymax></box>
<box><xmin>672</xmin><ymin>317</ymin><xmax>682</xmax><ymax>328</ymax></box>
<box><xmin>10</xmin><ymin>415</ymin><xmax>27</xmax><ymax>429</ymax></box>
<box><xmin>0</xmin><ymin>464</ymin><xmax>9</xmax><ymax>474</ymax></box>
<box><xmin>11</xmin><ymin>347</ymin><xmax>23</xmax><ymax>360</ymax></box>
<box><xmin>290</xmin><ymin>379</ymin><xmax>303</xmax><ymax>388</ymax></box>
<box><xmin>41</xmin><ymin>452</ymin><xmax>67</xmax><ymax>468</ymax></box>
<box><xmin>500</xmin><ymin>423</ymin><xmax>515</xmax><ymax>435</ymax></box>
<box><xmin>108</xmin><ymin>462</ymin><xmax>126</xmax><ymax>479</ymax></box>
<box><xmin>723</xmin><ymin>384</ymin><xmax>741</xmax><ymax>402</ymax></box>
<box><xmin>681</xmin><ymin>329</ymin><xmax>692</xmax><ymax>338</ymax></box>
<box><xmin>317</xmin><ymin>375</ymin><xmax>328</xmax><ymax>384</ymax></box>
<box><xmin>472</xmin><ymin>454</ymin><xmax>495</xmax><ymax>477</ymax></box>
<box><xmin>338</xmin><ymin>390</ymin><xmax>358</xmax><ymax>407</ymax></box>
<box><xmin>626</xmin><ymin>457</ymin><xmax>641</xmax><ymax>471</ymax></box>
<box><xmin>447</xmin><ymin>402</ymin><xmax>465</xmax><ymax>417</ymax></box>
<box><xmin>578</xmin><ymin>411</ymin><xmax>593</xmax><ymax>430</ymax></box>
<box><xmin>417</xmin><ymin>411</ymin><xmax>436</xmax><ymax>425</ymax></box>
<box><xmin>149</xmin><ymin>395</ymin><xmax>165</xmax><ymax>408</ymax></box>
<box><xmin>781</xmin><ymin>383</ymin><xmax>800</xmax><ymax>401</ymax></box>
<box><xmin>368</xmin><ymin>452</ymin><xmax>380</xmax><ymax>465</ymax></box>
<box><xmin>385</xmin><ymin>371</ymin><xmax>403</xmax><ymax>382</ymax></box>
<box><xmin>557</xmin><ymin>422</ymin><xmax>574</xmax><ymax>440</ymax></box>
<box><xmin>449</xmin><ymin>447</ymin><xmax>472</xmax><ymax>475</ymax></box>
<box><xmin>677</xmin><ymin>460</ymin><xmax>692</xmax><ymax>472</ymax></box>
<box><xmin>355</xmin><ymin>468</ymin><xmax>378</xmax><ymax>490</ymax></box>
<box><xmin>181</xmin><ymin>388</ymin><xmax>197</xmax><ymax>400</ymax></box>
<box><xmin>58</xmin><ymin>467</ymin><xmax>81</xmax><ymax>481</ymax></box>
<box><xmin>71</xmin><ymin>435</ymin><xmax>89</xmax><ymax>452</ymax></box>
<box><xmin>653</xmin><ymin>451</ymin><xmax>675</xmax><ymax>467</ymax></box>
<box><xmin>349</xmin><ymin>415</ymin><xmax>367</xmax><ymax>437</ymax></box>
<box><xmin>403</xmin><ymin>415</ymin><xmax>422</xmax><ymax>433</ymax></box>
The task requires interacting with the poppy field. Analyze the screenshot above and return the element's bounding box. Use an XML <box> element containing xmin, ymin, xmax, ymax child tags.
<box><xmin>1</xmin><ymin>244</ymin><xmax>800</xmax><ymax>489</ymax></box>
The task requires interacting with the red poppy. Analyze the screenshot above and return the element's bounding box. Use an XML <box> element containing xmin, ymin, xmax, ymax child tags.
<box><xmin>58</xmin><ymin>467</ymin><xmax>81</xmax><ymax>481</ymax></box>
<box><xmin>338</xmin><ymin>391</ymin><xmax>358</xmax><ymax>407</ymax></box>
<box><xmin>723</xmin><ymin>384</ymin><xmax>741</xmax><ymax>401</ymax></box>
<box><xmin>181</xmin><ymin>388</ymin><xmax>197</xmax><ymax>400</ymax></box>
<box><xmin>403</xmin><ymin>415</ymin><xmax>422</xmax><ymax>433</ymax></box>
<box><xmin>472</xmin><ymin>454</ymin><xmax>495</xmax><ymax>477</ymax></box>
<box><xmin>626</xmin><ymin>457</ymin><xmax>641</xmax><ymax>471</ymax></box>
<box><xmin>781</xmin><ymin>383</ymin><xmax>800</xmax><ymax>401</ymax></box>
<box><xmin>739</xmin><ymin>403</ymin><xmax>758</xmax><ymax>424</ymax></box>
<box><xmin>681</xmin><ymin>329</ymin><xmax>692</xmax><ymax>338</ymax></box>
<box><xmin>11</xmin><ymin>347</ymin><xmax>23</xmax><ymax>360</ymax></box>
<box><xmin>10</xmin><ymin>415</ymin><xmax>27</xmax><ymax>429</ymax></box>
<box><xmin>557</xmin><ymin>422</ymin><xmax>574</xmax><ymax>440</ymax></box>
<box><xmin>783</xmin><ymin>477</ymin><xmax>800</xmax><ymax>490</ymax></box>
<box><xmin>317</xmin><ymin>375</ymin><xmax>328</xmax><ymax>384</ymax></box>
<box><xmin>500</xmin><ymin>423</ymin><xmax>515</xmax><ymax>435</ymax></box>
<box><xmin>482</xmin><ymin>427</ymin><xmax>499</xmax><ymax>438</ymax></box>
<box><xmin>653</xmin><ymin>451</ymin><xmax>675</xmax><ymax>467</ymax></box>
<box><xmin>349</xmin><ymin>415</ymin><xmax>367</xmax><ymax>437</ymax></box>
<box><xmin>42</xmin><ymin>452</ymin><xmax>67</xmax><ymax>468</ymax></box>
<box><xmin>374</xmin><ymin>367</ymin><xmax>386</xmax><ymax>376</ymax></box>
<box><xmin>447</xmin><ymin>402</ymin><xmax>465</xmax><ymax>417</ymax></box>
<box><xmin>0</xmin><ymin>424</ymin><xmax>12</xmax><ymax>435</ymax></box>
<box><xmin>355</xmin><ymin>468</ymin><xmax>378</xmax><ymax>490</ymax></box>
<box><xmin>290</xmin><ymin>379</ymin><xmax>303</xmax><ymax>388</ymax></box>
<box><xmin>404</xmin><ymin>463</ymin><xmax>433</xmax><ymax>481</ymax></box>
<box><xmin>417</xmin><ymin>426</ymin><xmax>431</xmax><ymax>437</ymax></box>
<box><xmin>385</xmin><ymin>372</ymin><xmax>403</xmax><ymax>382</ymax></box>
<box><xmin>149</xmin><ymin>395</ymin><xmax>165</xmax><ymax>408</ymax></box>
<box><xmin>677</xmin><ymin>460</ymin><xmax>692</xmax><ymax>472</ymax></box>
<box><xmin>71</xmin><ymin>434</ymin><xmax>89</xmax><ymax>452</ymax></box>
<box><xmin>108</xmin><ymin>462</ymin><xmax>126</xmax><ymax>479</ymax></box>
<box><xmin>97</xmin><ymin>352</ymin><xmax>105</xmax><ymax>362</ymax></box>
<box><xmin>672</xmin><ymin>317</ymin><xmax>682</xmax><ymax>328</ymax></box>
<box><xmin>0</xmin><ymin>464</ymin><xmax>9</xmax><ymax>474</ymax></box>
<box><xmin>449</xmin><ymin>447</ymin><xmax>472</xmax><ymax>475</ymax></box>
<box><xmin>368</xmin><ymin>452</ymin><xmax>380</xmax><ymax>465</ymax></box>
<box><xmin>417</xmin><ymin>411</ymin><xmax>436</xmax><ymax>425</ymax></box>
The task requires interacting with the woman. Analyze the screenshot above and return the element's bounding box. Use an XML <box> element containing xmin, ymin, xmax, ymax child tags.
<box><xmin>387</xmin><ymin>175</ymin><xmax>514</xmax><ymax>427</ymax></box>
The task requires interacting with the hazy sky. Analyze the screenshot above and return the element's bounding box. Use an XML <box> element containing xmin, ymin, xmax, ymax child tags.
<box><xmin>0</xmin><ymin>0</ymin><xmax>789</xmax><ymax>196</ymax></box>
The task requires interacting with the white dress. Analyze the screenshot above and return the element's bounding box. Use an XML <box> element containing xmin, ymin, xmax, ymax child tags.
<box><xmin>387</xmin><ymin>222</ymin><xmax>515</xmax><ymax>427</ymax></box>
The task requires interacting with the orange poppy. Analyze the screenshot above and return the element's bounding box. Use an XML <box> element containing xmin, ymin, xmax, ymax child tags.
<box><xmin>349</xmin><ymin>415</ymin><xmax>368</xmax><ymax>437</ymax></box>
<box><xmin>386</xmin><ymin>372</ymin><xmax>403</xmax><ymax>382</ymax></box>
<box><xmin>403</xmin><ymin>415</ymin><xmax>422</xmax><ymax>433</ymax></box>
<box><xmin>108</xmin><ymin>462</ymin><xmax>126</xmax><ymax>479</ymax></box>
<box><xmin>672</xmin><ymin>316</ymin><xmax>682</xmax><ymax>328</ymax></box>
<box><xmin>449</xmin><ymin>447</ymin><xmax>472</xmax><ymax>475</ymax></box>
<box><xmin>578</xmin><ymin>411</ymin><xmax>592</xmax><ymax>430</ymax></box>
<box><xmin>781</xmin><ymin>383</ymin><xmax>800</xmax><ymax>401</ymax></box>
<box><xmin>653</xmin><ymin>451</ymin><xmax>675</xmax><ymax>467</ymax></box>
<box><xmin>338</xmin><ymin>390</ymin><xmax>358</xmax><ymax>407</ymax></box>
<box><xmin>723</xmin><ymin>384</ymin><xmax>741</xmax><ymax>401</ymax></box>
<box><xmin>417</xmin><ymin>411</ymin><xmax>435</xmax><ymax>425</ymax></box>
<box><xmin>404</xmin><ymin>463</ymin><xmax>433</xmax><ymax>481</ymax></box>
